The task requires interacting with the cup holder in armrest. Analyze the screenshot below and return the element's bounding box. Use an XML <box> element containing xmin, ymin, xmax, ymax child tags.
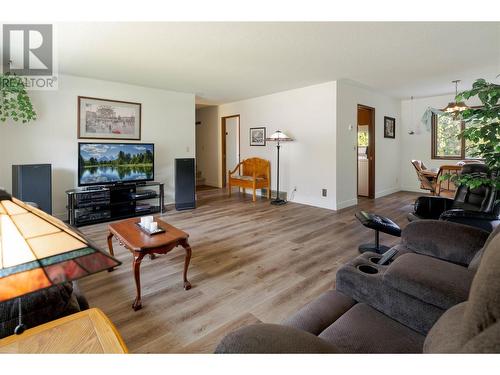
<box><xmin>369</xmin><ymin>257</ymin><xmax>382</xmax><ymax>264</ymax></box>
<box><xmin>357</xmin><ymin>264</ymin><xmax>379</xmax><ymax>274</ymax></box>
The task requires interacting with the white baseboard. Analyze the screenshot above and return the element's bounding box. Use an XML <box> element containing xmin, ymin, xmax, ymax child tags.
<box><xmin>375</xmin><ymin>187</ymin><xmax>401</xmax><ymax>199</ymax></box>
<box><xmin>336</xmin><ymin>198</ymin><xmax>358</xmax><ymax>210</ymax></box>
<box><xmin>401</xmin><ymin>186</ymin><xmax>426</xmax><ymax>194</ymax></box>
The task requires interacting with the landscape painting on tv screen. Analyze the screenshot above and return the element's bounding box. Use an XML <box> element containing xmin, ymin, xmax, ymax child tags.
<box><xmin>79</xmin><ymin>143</ymin><xmax>154</xmax><ymax>185</ymax></box>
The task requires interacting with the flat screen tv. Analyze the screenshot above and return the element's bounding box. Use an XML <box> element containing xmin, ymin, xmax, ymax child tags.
<box><xmin>78</xmin><ymin>142</ymin><xmax>154</xmax><ymax>186</ymax></box>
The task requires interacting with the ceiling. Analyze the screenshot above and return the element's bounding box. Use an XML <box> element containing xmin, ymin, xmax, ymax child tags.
<box><xmin>55</xmin><ymin>22</ymin><xmax>500</xmax><ymax>104</ymax></box>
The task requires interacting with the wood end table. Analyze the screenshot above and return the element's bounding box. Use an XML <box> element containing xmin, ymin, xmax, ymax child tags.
<box><xmin>0</xmin><ymin>308</ymin><xmax>128</xmax><ymax>353</ymax></box>
<box><xmin>107</xmin><ymin>217</ymin><xmax>192</xmax><ymax>311</ymax></box>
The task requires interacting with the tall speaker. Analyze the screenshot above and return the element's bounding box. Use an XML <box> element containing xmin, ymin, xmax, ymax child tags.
<box><xmin>175</xmin><ymin>158</ymin><xmax>195</xmax><ymax>211</ymax></box>
<box><xmin>12</xmin><ymin>164</ymin><xmax>52</xmax><ymax>214</ymax></box>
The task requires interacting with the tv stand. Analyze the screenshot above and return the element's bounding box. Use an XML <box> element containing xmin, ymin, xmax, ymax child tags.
<box><xmin>66</xmin><ymin>182</ymin><xmax>165</xmax><ymax>227</ymax></box>
<box><xmin>83</xmin><ymin>185</ymin><xmax>106</xmax><ymax>191</ymax></box>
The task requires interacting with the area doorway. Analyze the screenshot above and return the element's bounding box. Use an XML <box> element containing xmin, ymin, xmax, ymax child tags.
<box><xmin>221</xmin><ymin>115</ymin><xmax>240</xmax><ymax>187</ymax></box>
<box><xmin>357</xmin><ymin>105</ymin><xmax>375</xmax><ymax>198</ymax></box>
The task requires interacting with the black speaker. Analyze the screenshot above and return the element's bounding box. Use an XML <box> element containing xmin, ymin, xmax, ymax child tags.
<box><xmin>12</xmin><ymin>164</ymin><xmax>52</xmax><ymax>214</ymax></box>
<box><xmin>175</xmin><ymin>158</ymin><xmax>195</xmax><ymax>211</ymax></box>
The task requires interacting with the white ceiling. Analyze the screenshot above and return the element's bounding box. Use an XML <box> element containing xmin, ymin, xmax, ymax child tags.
<box><xmin>56</xmin><ymin>22</ymin><xmax>500</xmax><ymax>104</ymax></box>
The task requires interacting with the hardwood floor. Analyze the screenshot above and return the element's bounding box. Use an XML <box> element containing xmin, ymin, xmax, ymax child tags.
<box><xmin>78</xmin><ymin>189</ymin><xmax>420</xmax><ymax>353</ymax></box>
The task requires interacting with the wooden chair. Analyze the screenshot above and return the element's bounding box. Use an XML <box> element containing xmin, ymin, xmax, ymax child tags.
<box><xmin>228</xmin><ymin>158</ymin><xmax>271</xmax><ymax>202</ymax></box>
<box><xmin>411</xmin><ymin>160</ymin><xmax>439</xmax><ymax>195</ymax></box>
<box><xmin>411</xmin><ymin>160</ymin><xmax>463</xmax><ymax>197</ymax></box>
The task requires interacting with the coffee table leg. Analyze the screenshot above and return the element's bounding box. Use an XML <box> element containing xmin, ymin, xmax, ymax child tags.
<box><xmin>107</xmin><ymin>233</ymin><xmax>115</xmax><ymax>272</ymax></box>
<box><xmin>180</xmin><ymin>239</ymin><xmax>192</xmax><ymax>290</ymax></box>
<box><xmin>107</xmin><ymin>233</ymin><xmax>115</xmax><ymax>256</ymax></box>
<box><xmin>132</xmin><ymin>253</ymin><xmax>145</xmax><ymax>311</ymax></box>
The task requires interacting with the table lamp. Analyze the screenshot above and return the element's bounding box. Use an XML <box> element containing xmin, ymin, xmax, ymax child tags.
<box><xmin>266</xmin><ymin>130</ymin><xmax>293</xmax><ymax>205</ymax></box>
<box><xmin>0</xmin><ymin>189</ymin><xmax>121</xmax><ymax>334</ymax></box>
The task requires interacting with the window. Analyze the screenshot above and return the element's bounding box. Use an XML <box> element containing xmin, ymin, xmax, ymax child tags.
<box><xmin>431</xmin><ymin>113</ymin><xmax>478</xmax><ymax>160</ymax></box>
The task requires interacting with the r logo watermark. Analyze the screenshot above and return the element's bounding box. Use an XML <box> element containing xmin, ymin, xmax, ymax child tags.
<box><xmin>1</xmin><ymin>24</ymin><xmax>58</xmax><ymax>90</ymax></box>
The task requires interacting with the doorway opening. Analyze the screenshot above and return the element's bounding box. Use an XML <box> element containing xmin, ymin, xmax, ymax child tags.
<box><xmin>357</xmin><ymin>105</ymin><xmax>375</xmax><ymax>198</ymax></box>
<box><xmin>221</xmin><ymin>115</ymin><xmax>240</xmax><ymax>187</ymax></box>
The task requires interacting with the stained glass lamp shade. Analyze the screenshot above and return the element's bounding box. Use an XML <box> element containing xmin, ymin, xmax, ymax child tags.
<box><xmin>0</xmin><ymin>191</ymin><xmax>120</xmax><ymax>303</ymax></box>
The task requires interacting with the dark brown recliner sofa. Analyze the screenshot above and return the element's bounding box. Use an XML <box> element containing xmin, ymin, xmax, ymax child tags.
<box><xmin>336</xmin><ymin>220</ymin><xmax>489</xmax><ymax>334</ymax></box>
<box><xmin>215</xmin><ymin>221</ymin><xmax>500</xmax><ymax>353</ymax></box>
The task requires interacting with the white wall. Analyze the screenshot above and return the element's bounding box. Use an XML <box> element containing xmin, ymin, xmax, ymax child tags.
<box><xmin>218</xmin><ymin>82</ymin><xmax>338</xmax><ymax>210</ymax></box>
<box><xmin>195</xmin><ymin>106</ymin><xmax>220</xmax><ymax>187</ymax></box>
<box><xmin>0</xmin><ymin>74</ymin><xmax>195</xmax><ymax>218</ymax></box>
<box><xmin>336</xmin><ymin>80</ymin><xmax>402</xmax><ymax>209</ymax></box>
<box><xmin>400</xmin><ymin>94</ymin><xmax>481</xmax><ymax>192</ymax></box>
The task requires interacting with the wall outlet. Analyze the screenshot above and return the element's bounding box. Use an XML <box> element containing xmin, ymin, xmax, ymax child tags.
<box><xmin>293</xmin><ymin>186</ymin><xmax>297</xmax><ymax>192</ymax></box>
<box><xmin>322</xmin><ymin>189</ymin><xmax>327</xmax><ymax>197</ymax></box>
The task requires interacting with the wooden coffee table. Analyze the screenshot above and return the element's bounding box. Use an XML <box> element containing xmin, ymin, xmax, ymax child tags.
<box><xmin>107</xmin><ymin>217</ymin><xmax>192</xmax><ymax>311</ymax></box>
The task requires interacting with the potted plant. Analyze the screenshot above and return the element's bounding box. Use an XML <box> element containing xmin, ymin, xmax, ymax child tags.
<box><xmin>443</xmin><ymin>78</ymin><xmax>500</xmax><ymax>189</ymax></box>
<box><xmin>0</xmin><ymin>73</ymin><xmax>37</xmax><ymax>123</ymax></box>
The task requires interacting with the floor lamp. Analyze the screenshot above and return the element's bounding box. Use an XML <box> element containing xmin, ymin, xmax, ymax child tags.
<box><xmin>266</xmin><ymin>130</ymin><xmax>293</xmax><ymax>205</ymax></box>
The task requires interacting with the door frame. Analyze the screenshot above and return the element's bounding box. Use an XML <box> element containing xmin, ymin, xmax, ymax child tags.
<box><xmin>221</xmin><ymin>114</ymin><xmax>241</xmax><ymax>187</ymax></box>
<box><xmin>357</xmin><ymin>104</ymin><xmax>375</xmax><ymax>199</ymax></box>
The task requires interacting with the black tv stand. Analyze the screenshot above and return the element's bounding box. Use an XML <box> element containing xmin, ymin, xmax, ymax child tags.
<box><xmin>66</xmin><ymin>182</ymin><xmax>165</xmax><ymax>227</ymax></box>
<box><xmin>83</xmin><ymin>185</ymin><xmax>106</xmax><ymax>191</ymax></box>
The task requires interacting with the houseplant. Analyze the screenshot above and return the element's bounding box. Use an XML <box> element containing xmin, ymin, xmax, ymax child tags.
<box><xmin>0</xmin><ymin>73</ymin><xmax>37</xmax><ymax>123</ymax></box>
<box><xmin>445</xmin><ymin>78</ymin><xmax>500</xmax><ymax>189</ymax></box>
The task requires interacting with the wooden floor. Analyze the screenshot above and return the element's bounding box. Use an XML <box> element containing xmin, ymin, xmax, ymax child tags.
<box><xmin>79</xmin><ymin>189</ymin><xmax>420</xmax><ymax>353</ymax></box>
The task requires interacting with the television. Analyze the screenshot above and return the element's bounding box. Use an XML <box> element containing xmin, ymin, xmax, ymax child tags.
<box><xmin>78</xmin><ymin>142</ymin><xmax>154</xmax><ymax>186</ymax></box>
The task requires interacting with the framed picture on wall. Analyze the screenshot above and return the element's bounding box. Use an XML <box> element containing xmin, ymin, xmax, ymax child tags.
<box><xmin>384</xmin><ymin>116</ymin><xmax>396</xmax><ymax>139</ymax></box>
<box><xmin>250</xmin><ymin>127</ymin><xmax>266</xmax><ymax>146</ymax></box>
<box><xmin>78</xmin><ymin>96</ymin><xmax>142</xmax><ymax>140</ymax></box>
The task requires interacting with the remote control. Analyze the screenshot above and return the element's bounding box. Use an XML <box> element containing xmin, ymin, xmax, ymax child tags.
<box><xmin>378</xmin><ymin>248</ymin><xmax>398</xmax><ymax>265</ymax></box>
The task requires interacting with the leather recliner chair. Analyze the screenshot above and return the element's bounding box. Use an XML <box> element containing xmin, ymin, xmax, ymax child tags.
<box><xmin>408</xmin><ymin>164</ymin><xmax>500</xmax><ymax>232</ymax></box>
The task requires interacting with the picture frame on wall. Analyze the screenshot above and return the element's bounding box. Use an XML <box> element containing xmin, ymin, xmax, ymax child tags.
<box><xmin>78</xmin><ymin>96</ymin><xmax>142</xmax><ymax>140</ymax></box>
<box><xmin>384</xmin><ymin>116</ymin><xmax>396</xmax><ymax>139</ymax></box>
<box><xmin>250</xmin><ymin>127</ymin><xmax>266</xmax><ymax>146</ymax></box>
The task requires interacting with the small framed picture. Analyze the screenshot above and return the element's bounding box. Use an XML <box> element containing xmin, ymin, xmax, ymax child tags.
<box><xmin>384</xmin><ymin>116</ymin><xmax>396</xmax><ymax>139</ymax></box>
<box><xmin>78</xmin><ymin>96</ymin><xmax>142</xmax><ymax>140</ymax></box>
<box><xmin>250</xmin><ymin>127</ymin><xmax>266</xmax><ymax>146</ymax></box>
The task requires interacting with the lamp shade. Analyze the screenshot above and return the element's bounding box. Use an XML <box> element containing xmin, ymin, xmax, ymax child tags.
<box><xmin>0</xmin><ymin>190</ymin><xmax>120</xmax><ymax>303</ymax></box>
<box><xmin>266</xmin><ymin>130</ymin><xmax>293</xmax><ymax>142</ymax></box>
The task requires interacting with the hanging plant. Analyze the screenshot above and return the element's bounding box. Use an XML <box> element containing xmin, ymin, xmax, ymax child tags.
<box><xmin>0</xmin><ymin>73</ymin><xmax>37</xmax><ymax>123</ymax></box>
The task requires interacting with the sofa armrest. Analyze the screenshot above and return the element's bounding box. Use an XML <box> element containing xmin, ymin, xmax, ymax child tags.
<box><xmin>385</xmin><ymin>253</ymin><xmax>475</xmax><ymax>310</ymax></box>
<box><xmin>401</xmin><ymin>220</ymin><xmax>489</xmax><ymax>265</ymax></box>
<box><xmin>229</xmin><ymin>161</ymin><xmax>244</xmax><ymax>176</ymax></box>
<box><xmin>412</xmin><ymin>196</ymin><xmax>454</xmax><ymax>220</ymax></box>
<box><xmin>215</xmin><ymin>324</ymin><xmax>338</xmax><ymax>353</ymax></box>
<box><xmin>283</xmin><ymin>290</ymin><xmax>356</xmax><ymax>335</ymax></box>
<box><xmin>440</xmin><ymin>209</ymin><xmax>500</xmax><ymax>233</ymax></box>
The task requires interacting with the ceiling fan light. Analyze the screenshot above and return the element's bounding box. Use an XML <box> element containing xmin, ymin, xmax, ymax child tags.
<box><xmin>443</xmin><ymin>80</ymin><xmax>469</xmax><ymax>114</ymax></box>
<box><xmin>444</xmin><ymin>102</ymin><xmax>457</xmax><ymax>113</ymax></box>
<box><xmin>455</xmin><ymin>101</ymin><xmax>469</xmax><ymax>111</ymax></box>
